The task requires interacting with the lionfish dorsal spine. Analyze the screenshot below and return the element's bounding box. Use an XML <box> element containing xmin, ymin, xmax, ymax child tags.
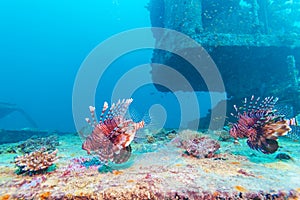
<box><xmin>247</xmin><ymin>95</ymin><xmax>255</xmax><ymax>112</ymax></box>
<box><xmin>106</xmin><ymin>103</ymin><xmax>116</xmax><ymax>119</ymax></box>
<box><xmin>234</xmin><ymin>104</ymin><xmax>239</xmax><ymax>113</ymax></box>
<box><xmin>113</xmin><ymin>98</ymin><xmax>133</xmax><ymax>119</ymax></box>
<box><xmin>85</xmin><ymin>117</ymin><xmax>93</xmax><ymax>127</ymax></box>
<box><xmin>250</xmin><ymin>96</ymin><xmax>260</xmax><ymax>111</ymax></box>
<box><xmin>114</xmin><ymin>98</ymin><xmax>126</xmax><ymax>117</ymax></box>
<box><xmin>261</xmin><ymin>97</ymin><xmax>269</xmax><ymax>110</ymax></box>
<box><xmin>230</xmin><ymin>104</ymin><xmax>240</xmax><ymax>119</ymax></box>
<box><xmin>267</xmin><ymin>97</ymin><xmax>276</xmax><ymax>108</ymax></box>
<box><xmin>266</xmin><ymin>96</ymin><xmax>278</xmax><ymax>110</ymax></box>
<box><xmin>242</xmin><ymin>97</ymin><xmax>247</xmax><ymax>111</ymax></box>
<box><xmin>99</xmin><ymin>101</ymin><xmax>109</xmax><ymax>123</ymax></box>
<box><xmin>88</xmin><ymin>106</ymin><xmax>97</xmax><ymax>127</ymax></box>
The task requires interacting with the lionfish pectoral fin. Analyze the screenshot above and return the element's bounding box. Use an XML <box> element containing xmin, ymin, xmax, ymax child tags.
<box><xmin>246</xmin><ymin>139</ymin><xmax>259</xmax><ymax>151</ymax></box>
<box><xmin>260</xmin><ymin>139</ymin><xmax>279</xmax><ymax>154</ymax></box>
<box><xmin>247</xmin><ymin>137</ymin><xmax>279</xmax><ymax>154</ymax></box>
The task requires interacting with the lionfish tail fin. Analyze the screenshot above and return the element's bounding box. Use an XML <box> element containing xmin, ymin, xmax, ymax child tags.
<box><xmin>86</xmin><ymin>106</ymin><xmax>97</xmax><ymax>127</ymax></box>
<box><xmin>285</xmin><ymin>115</ymin><xmax>300</xmax><ymax>140</ymax></box>
<box><xmin>287</xmin><ymin>125</ymin><xmax>300</xmax><ymax>140</ymax></box>
<box><xmin>288</xmin><ymin>114</ymin><xmax>300</xmax><ymax>126</ymax></box>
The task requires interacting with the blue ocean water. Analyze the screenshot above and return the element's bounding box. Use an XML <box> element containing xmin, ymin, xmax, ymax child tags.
<box><xmin>0</xmin><ymin>0</ymin><xmax>150</xmax><ymax>131</ymax></box>
<box><xmin>0</xmin><ymin>0</ymin><xmax>223</xmax><ymax>132</ymax></box>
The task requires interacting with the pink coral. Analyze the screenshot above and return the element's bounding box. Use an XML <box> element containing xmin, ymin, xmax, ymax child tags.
<box><xmin>181</xmin><ymin>136</ymin><xmax>220</xmax><ymax>158</ymax></box>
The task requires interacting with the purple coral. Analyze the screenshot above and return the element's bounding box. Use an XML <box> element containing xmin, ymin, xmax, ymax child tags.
<box><xmin>181</xmin><ymin>136</ymin><xmax>220</xmax><ymax>158</ymax></box>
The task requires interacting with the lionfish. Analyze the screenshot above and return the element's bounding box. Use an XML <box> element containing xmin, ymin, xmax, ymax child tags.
<box><xmin>81</xmin><ymin>98</ymin><xmax>145</xmax><ymax>164</ymax></box>
<box><xmin>229</xmin><ymin>96</ymin><xmax>298</xmax><ymax>154</ymax></box>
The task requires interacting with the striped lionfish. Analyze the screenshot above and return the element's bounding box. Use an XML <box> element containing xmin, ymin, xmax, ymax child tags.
<box><xmin>81</xmin><ymin>98</ymin><xmax>145</xmax><ymax>164</ymax></box>
<box><xmin>229</xmin><ymin>96</ymin><xmax>298</xmax><ymax>154</ymax></box>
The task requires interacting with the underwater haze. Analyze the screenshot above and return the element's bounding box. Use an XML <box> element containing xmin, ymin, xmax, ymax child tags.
<box><xmin>0</xmin><ymin>0</ymin><xmax>220</xmax><ymax>132</ymax></box>
<box><xmin>0</xmin><ymin>0</ymin><xmax>300</xmax><ymax>199</ymax></box>
<box><xmin>0</xmin><ymin>0</ymin><xmax>150</xmax><ymax>131</ymax></box>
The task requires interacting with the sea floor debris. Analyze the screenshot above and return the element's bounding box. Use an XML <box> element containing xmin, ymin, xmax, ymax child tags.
<box><xmin>0</xmin><ymin>129</ymin><xmax>299</xmax><ymax>199</ymax></box>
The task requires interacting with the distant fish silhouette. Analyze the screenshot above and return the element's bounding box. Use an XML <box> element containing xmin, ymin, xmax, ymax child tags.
<box><xmin>0</xmin><ymin>102</ymin><xmax>38</xmax><ymax>128</ymax></box>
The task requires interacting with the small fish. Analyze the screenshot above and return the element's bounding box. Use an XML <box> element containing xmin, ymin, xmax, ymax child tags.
<box><xmin>81</xmin><ymin>99</ymin><xmax>144</xmax><ymax>164</ymax></box>
<box><xmin>229</xmin><ymin>95</ymin><xmax>299</xmax><ymax>154</ymax></box>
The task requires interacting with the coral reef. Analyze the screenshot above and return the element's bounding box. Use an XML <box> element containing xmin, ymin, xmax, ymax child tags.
<box><xmin>81</xmin><ymin>99</ymin><xmax>144</xmax><ymax>164</ymax></box>
<box><xmin>0</xmin><ymin>130</ymin><xmax>299</xmax><ymax>199</ymax></box>
<box><xmin>182</xmin><ymin>136</ymin><xmax>220</xmax><ymax>158</ymax></box>
<box><xmin>0</xmin><ymin>129</ymin><xmax>60</xmax><ymax>144</ymax></box>
<box><xmin>16</xmin><ymin>135</ymin><xmax>59</xmax><ymax>154</ymax></box>
<box><xmin>214</xmin><ymin>129</ymin><xmax>232</xmax><ymax>141</ymax></box>
<box><xmin>81</xmin><ymin>157</ymin><xmax>103</xmax><ymax>169</ymax></box>
<box><xmin>172</xmin><ymin>130</ymin><xmax>220</xmax><ymax>158</ymax></box>
<box><xmin>143</xmin><ymin>129</ymin><xmax>178</xmax><ymax>144</ymax></box>
<box><xmin>0</xmin><ymin>135</ymin><xmax>59</xmax><ymax>154</ymax></box>
<box><xmin>146</xmin><ymin>134</ymin><xmax>156</xmax><ymax>143</ymax></box>
<box><xmin>134</xmin><ymin>129</ymin><xmax>178</xmax><ymax>144</ymax></box>
<box><xmin>14</xmin><ymin>148</ymin><xmax>58</xmax><ymax>175</ymax></box>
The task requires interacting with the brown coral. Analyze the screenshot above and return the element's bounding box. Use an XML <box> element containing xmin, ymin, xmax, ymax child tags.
<box><xmin>172</xmin><ymin>130</ymin><xmax>220</xmax><ymax>158</ymax></box>
<box><xmin>14</xmin><ymin>147</ymin><xmax>58</xmax><ymax>174</ymax></box>
<box><xmin>182</xmin><ymin>136</ymin><xmax>220</xmax><ymax>158</ymax></box>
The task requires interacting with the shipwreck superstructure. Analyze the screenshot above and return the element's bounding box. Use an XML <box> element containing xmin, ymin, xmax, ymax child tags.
<box><xmin>148</xmin><ymin>0</ymin><xmax>300</xmax><ymax>128</ymax></box>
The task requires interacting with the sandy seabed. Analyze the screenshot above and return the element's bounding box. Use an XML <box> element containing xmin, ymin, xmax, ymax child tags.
<box><xmin>0</xmin><ymin>130</ymin><xmax>300</xmax><ymax>200</ymax></box>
